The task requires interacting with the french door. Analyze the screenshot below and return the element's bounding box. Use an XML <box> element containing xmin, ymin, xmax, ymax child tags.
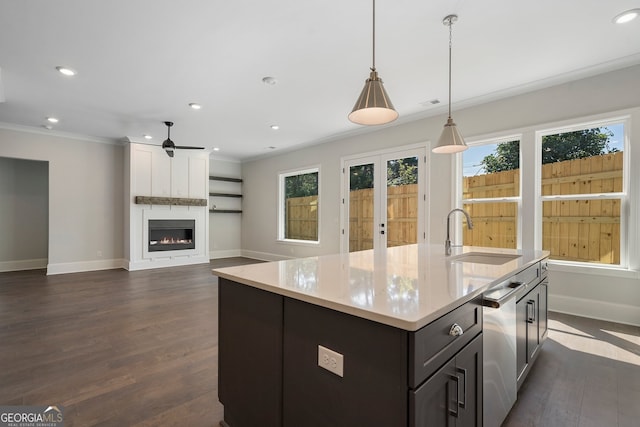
<box><xmin>342</xmin><ymin>147</ymin><xmax>426</xmax><ymax>253</ymax></box>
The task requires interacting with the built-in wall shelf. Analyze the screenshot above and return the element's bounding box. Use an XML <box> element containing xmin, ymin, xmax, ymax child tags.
<box><xmin>209</xmin><ymin>176</ymin><xmax>243</xmax><ymax>183</ymax></box>
<box><xmin>209</xmin><ymin>192</ymin><xmax>242</xmax><ymax>198</ymax></box>
<box><xmin>209</xmin><ymin>176</ymin><xmax>242</xmax><ymax>214</ymax></box>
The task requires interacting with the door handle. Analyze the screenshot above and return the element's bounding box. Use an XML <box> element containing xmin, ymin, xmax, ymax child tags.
<box><xmin>457</xmin><ymin>367</ymin><xmax>467</xmax><ymax>408</ymax></box>
<box><xmin>448</xmin><ymin>374</ymin><xmax>460</xmax><ymax>418</ymax></box>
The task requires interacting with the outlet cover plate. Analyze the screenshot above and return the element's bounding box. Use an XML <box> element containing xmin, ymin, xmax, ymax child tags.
<box><xmin>318</xmin><ymin>345</ymin><xmax>344</xmax><ymax>377</ymax></box>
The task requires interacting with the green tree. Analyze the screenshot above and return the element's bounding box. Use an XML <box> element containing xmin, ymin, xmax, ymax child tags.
<box><xmin>479</xmin><ymin>140</ymin><xmax>520</xmax><ymax>173</ymax></box>
<box><xmin>349</xmin><ymin>158</ymin><xmax>418</xmax><ymax>190</ymax></box>
<box><xmin>285</xmin><ymin>172</ymin><xmax>318</xmax><ymax>198</ymax></box>
<box><xmin>350</xmin><ymin>164</ymin><xmax>374</xmax><ymax>190</ymax></box>
<box><xmin>480</xmin><ymin>128</ymin><xmax>616</xmax><ymax>173</ymax></box>
<box><xmin>387</xmin><ymin>157</ymin><xmax>418</xmax><ymax>186</ymax></box>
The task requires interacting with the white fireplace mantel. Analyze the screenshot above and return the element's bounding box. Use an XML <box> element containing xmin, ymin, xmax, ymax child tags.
<box><xmin>125</xmin><ymin>142</ymin><xmax>210</xmax><ymax>271</ymax></box>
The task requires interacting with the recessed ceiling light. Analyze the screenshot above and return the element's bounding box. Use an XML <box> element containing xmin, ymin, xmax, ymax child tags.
<box><xmin>46</xmin><ymin>117</ymin><xmax>59</xmax><ymax>123</ymax></box>
<box><xmin>268</xmin><ymin>146</ymin><xmax>277</xmax><ymax>150</ymax></box>
<box><xmin>55</xmin><ymin>66</ymin><xmax>76</xmax><ymax>76</ymax></box>
<box><xmin>189</xmin><ymin>103</ymin><xmax>202</xmax><ymax>110</ymax></box>
<box><xmin>213</xmin><ymin>147</ymin><xmax>220</xmax><ymax>151</ymax></box>
<box><xmin>143</xmin><ymin>134</ymin><xmax>152</xmax><ymax>140</ymax></box>
<box><xmin>262</xmin><ymin>76</ymin><xmax>278</xmax><ymax>86</ymax></box>
<box><xmin>613</xmin><ymin>9</ymin><xmax>640</xmax><ymax>24</ymax></box>
<box><xmin>270</xmin><ymin>125</ymin><xmax>280</xmax><ymax>130</ymax></box>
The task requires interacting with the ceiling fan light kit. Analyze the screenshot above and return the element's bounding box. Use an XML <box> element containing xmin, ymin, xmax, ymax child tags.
<box><xmin>349</xmin><ymin>0</ymin><xmax>398</xmax><ymax>126</ymax></box>
<box><xmin>433</xmin><ymin>14</ymin><xmax>468</xmax><ymax>154</ymax></box>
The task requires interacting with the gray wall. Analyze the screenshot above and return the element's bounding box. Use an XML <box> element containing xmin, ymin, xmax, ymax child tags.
<box><xmin>241</xmin><ymin>64</ymin><xmax>640</xmax><ymax>326</ymax></box>
<box><xmin>0</xmin><ymin>156</ymin><xmax>48</xmax><ymax>270</ymax></box>
<box><xmin>0</xmin><ymin>127</ymin><xmax>124</xmax><ymax>274</ymax></box>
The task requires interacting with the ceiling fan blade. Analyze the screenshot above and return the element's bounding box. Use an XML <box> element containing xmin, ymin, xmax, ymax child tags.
<box><xmin>174</xmin><ymin>145</ymin><xmax>205</xmax><ymax>150</ymax></box>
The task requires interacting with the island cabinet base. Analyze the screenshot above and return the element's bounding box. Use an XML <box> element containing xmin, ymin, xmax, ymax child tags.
<box><xmin>283</xmin><ymin>298</ymin><xmax>409</xmax><ymax>427</ymax></box>
<box><xmin>218</xmin><ymin>279</ymin><xmax>284</xmax><ymax>427</ymax></box>
<box><xmin>218</xmin><ymin>278</ymin><xmax>483</xmax><ymax>427</ymax></box>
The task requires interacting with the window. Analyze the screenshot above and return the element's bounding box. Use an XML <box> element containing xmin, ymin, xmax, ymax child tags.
<box><xmin>538</xmin><ymin>121</ymin><xmax>626</xmax><ymax>265</ymax></box>
<box><xmin>278</xmin><ymin>167</ymin><xmax>319</xmax><ymax>243</ymax></box>
<box><xmin>460</xmin><ymin>137</ymin><xmax>521</xmax><ymax>249</ymax></box>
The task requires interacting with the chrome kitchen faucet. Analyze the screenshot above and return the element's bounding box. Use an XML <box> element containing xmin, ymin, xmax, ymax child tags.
<box><xmin>445</xmin><ymin>208</ymin><xmax>473</xmax><ymax>255</ymax></box>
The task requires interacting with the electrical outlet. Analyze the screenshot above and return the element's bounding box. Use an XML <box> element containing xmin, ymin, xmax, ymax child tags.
<box><xmin>318</xmin><ymin>345</ymin><xmax>344</xmax><ymax>377</ymax></box>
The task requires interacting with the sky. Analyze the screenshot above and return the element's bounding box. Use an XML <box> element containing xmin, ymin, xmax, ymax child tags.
<box><xmin>462</xmin><ymin>123</ymin><xmax>624</xmax><ymax>177</ymax></box>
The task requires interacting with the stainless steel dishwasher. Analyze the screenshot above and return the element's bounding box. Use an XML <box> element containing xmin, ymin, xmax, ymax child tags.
<box><xmin>482</xmin><ymin>276</ymin><xmax>524</xmax><ymax>427</ymax></box>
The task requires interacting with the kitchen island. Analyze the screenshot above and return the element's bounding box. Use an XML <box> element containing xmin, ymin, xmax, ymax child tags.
<box><xmin>212</xmin><ymin>244</ymin><xmax>548</xmax><ymax>427</ymax></box>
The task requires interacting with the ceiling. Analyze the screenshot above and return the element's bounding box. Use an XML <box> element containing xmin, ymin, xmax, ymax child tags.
<box><xmin>1</xmin><ymin>0</ymin><xmax>639</xmax><ymax>161</ymax></box>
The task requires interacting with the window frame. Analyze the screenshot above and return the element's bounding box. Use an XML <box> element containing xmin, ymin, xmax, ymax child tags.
<box><xmin>535</xmin><ymin>116</ymin><xmax>630</xmax><ymax>268</ymax></box>
<box><xmin>277</xmin><ymin>165</ymin><xmax>321</xmax><ymax>245</ymax></box>
<box><xmin>455</xmin><ymin>134</ymin><xmax>523</xmax><ymax>250</ymax></box>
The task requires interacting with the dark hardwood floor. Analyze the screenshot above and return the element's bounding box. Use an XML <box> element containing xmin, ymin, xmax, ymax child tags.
<box><xmin>504</xmin><ymin>312</ymin><xmax>640</xmax><ymax>427</ymax></box>
<box><xmin>1</xmin><ymin>259</ymin><xmax>638</xmax><ymax>426</ymax></box>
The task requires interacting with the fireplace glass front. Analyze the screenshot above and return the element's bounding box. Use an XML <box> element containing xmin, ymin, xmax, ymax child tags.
<box><xmin>148</xmin><ymin>219</ymin><xmax>195</xmax><ymax>252</ymax></box>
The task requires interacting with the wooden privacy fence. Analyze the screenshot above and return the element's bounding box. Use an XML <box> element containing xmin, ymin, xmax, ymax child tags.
<box><xmin>285</xmin><ymin>195</ymin><xmax>318</xmax><ymax>241</ymax></box>
<box><xmin>286</xmin><ymin>152</ymin><xmax>623</xmax><ymax>263</ymax></box>
<box><xmin>348</xmin><ymin>185</ymin><xmax>419</xmax><ymax>252</ymax></box>
<box><xmin>463</xmin><ymin>152</ymin><xmax>623</xmax><ymax>264</ymax></box>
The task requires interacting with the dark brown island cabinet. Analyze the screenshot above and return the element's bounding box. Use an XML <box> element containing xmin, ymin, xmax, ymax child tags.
<box><xmin>218</xmin><ymin>278</ymin><xmax>484</xmax><ymax>427</ymax></box>
<box><xmin>516</xmin><ymin>261</ymin><xmax>549</xmax><ymax>390</ymax></box>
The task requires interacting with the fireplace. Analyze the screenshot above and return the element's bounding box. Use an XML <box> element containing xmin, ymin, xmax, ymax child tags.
<box><xmin>148</xmin><ymin>219</ymin><xmax>195</xmax><ymax>252</ymax></box>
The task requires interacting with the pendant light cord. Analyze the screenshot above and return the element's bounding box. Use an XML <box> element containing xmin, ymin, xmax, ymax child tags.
<box><xmin>447</xmin><ymin>18</ymin><xmax>452</xmax><ymax>119</ymax></box>
<box><xmin>371</xmin><ymin>0</ymin><xmax>376</xmax><ymax>71</ymax></box>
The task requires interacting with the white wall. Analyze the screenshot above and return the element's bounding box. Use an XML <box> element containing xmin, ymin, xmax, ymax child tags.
<box><xmin>209</xmin><ymin>158</ymin><xmax>242</xmax><ymax>258</ymax></box>
<box><xmin>0</xmin><ymin>127</ymin><xmax>124</xmax><ymax>274</ymax></box>
<box><xmin>241</xmin><ymin>64</ymin><xmax>640</xmax><ymax>326</ymax></box>
<box><xmin>0</xmin><ymin>156</ymin><xmax>48</xmax><ymax>271</ymax></box>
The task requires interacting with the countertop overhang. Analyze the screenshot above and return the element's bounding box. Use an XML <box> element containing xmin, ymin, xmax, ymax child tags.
<box><xmin>212</xmin><ymin>244</ymin><xmax>549</xmax><ymax>331</ymax></box>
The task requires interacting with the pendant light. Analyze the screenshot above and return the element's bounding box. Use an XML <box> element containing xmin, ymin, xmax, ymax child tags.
<box><xmin>433</xmin><ymin>14</ymin><xmax>468</xmax><ymax>154</ymax></box>
<box><xmin>348</xmin><ymin>0</ymin><xmax>398</xmax><ymax>126</ymax></box>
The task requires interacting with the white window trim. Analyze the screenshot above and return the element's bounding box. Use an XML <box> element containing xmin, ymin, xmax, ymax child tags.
<box><xmin>455</xmin><ymin>134</ymin><xmax>523</xmax><ymax>249</ymax></box>
<box><xmin>277</xmin><ymin>165</ymin><xmax>321</xmax><ymax>246</ymax></box>
<box><xmin>534</xmin><ymin>115</ymin><xmax>631</xmax><ymax>269</ymax></box>
<box><xmin>454</xmin><ymin>108</ymin><xmax>639</xmax><ymax>277</ymax></box>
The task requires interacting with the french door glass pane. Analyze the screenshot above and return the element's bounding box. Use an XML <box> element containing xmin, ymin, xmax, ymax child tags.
<box><xmin>386</xmin><ymin>156</ymin><xmax>419</xmax><ymax>248</ymax></box>
<box><xmin>349</xmin><ymin>164</ymin><xmax>374</xmax><ymax>252</ymax></box>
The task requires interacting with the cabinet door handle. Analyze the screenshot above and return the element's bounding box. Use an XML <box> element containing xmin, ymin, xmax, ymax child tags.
<box><xmin>457</xmin><ymin>367</ymin><xmax>467</xmax><ymax>408</ymax></box>
<box><xmin>449</xmin><ymin>323</ymin><xmax>464</xmax><ymax>337</ymax></box>
<box><xmin>527</xmin><ymin>299</ymin><xmax>536</xmax><ymax>323</ymax></box>
<box><xmin>448</xmin><ymin>374</ymin><xmax>460</xmax><ymax>418</ymax></box>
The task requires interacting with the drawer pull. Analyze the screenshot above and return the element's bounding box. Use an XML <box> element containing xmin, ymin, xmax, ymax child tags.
<box><xmin>449</xmin><ymin>323</ymin><xmax>464</xmax><ymax>337</ymax></box>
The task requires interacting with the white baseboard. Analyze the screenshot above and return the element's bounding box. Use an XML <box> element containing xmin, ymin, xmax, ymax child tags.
<box><xmin>125</xmin><ymin>256</ymin><xmax>209</xmax><ymax>271</ymax></box>
<box><xmin>209</xmin><ymin>249</ymin><xmax>242</xmax><ymax>259</ymax></box>
<box><xmin>240</xmin><ymin>250</ymin><xmax>293</xmax><ymax>262</ymax></box>
<box><xmin>549</xmin><ymin>294</ymin><xmax>640</xmax><ymax>327</ymax></box>
<box><xmin>47</xmin><ymin>259</ymin><xmax>126</xmax><ymax>275</ymax></box>
<box><xmin>0</xmin><ymin>258</ymin><xmax>48</xmax><ymax>272</ymax></box>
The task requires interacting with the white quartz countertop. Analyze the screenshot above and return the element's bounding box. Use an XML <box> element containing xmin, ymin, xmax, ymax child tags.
<box><xmin>212</xmin><ymin>245</ymin><xmax>549</xmax><ymax>331</ymax></box>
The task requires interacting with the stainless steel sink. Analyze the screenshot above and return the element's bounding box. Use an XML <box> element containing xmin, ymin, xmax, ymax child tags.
<box><xmin>450</xmin><ymin>252</ymin><xmax>521</xmax><ymax>265</ymax></box>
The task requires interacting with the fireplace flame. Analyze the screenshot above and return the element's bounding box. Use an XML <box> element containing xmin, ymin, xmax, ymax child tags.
<box><xmin>150</xmin><ymin>237</ymin><xmax>193</xmax><ymax>245</ymax></box>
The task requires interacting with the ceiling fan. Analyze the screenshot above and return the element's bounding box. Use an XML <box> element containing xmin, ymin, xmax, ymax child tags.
<box><xmin>161</xmin><ymin>121</ymin><xmax>204</xmax><ymax>157</ymax></box>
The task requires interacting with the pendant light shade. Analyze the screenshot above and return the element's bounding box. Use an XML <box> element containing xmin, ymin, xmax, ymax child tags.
<box><xmin>432</xmin><ymin>14</ymin><xmax>467</xmax><ymax>154</ymax></box>
<box><xmin>349</xmin><ymin>69</ymin><xmax>398</xmax><ymax>125</ymax></box>
<box><xmin>349</xmin><ymin>0</ymin><xmax>398</xmax><ymax>126</ymax></box>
